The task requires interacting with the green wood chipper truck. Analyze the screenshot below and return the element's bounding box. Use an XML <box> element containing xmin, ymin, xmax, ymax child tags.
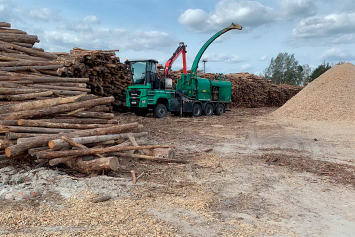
<box><xmin>125</xmin><ymin>23</ymin><xmax>242</xmax><ymax>118</ymax></box>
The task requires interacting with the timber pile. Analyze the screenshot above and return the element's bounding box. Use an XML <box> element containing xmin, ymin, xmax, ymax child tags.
<box><xmin>166</xmin><ymin>69</ymin><xmax>302</xmax><ymax>108</ymax></box>
<box><xmin>0</xmin><ymin>22</ymin><xmax>181</xmax><ymax>174</ymax></box>
<box><xmin>0</xmin><ymin>22</ymin><xmax>91</xmax><ymax>103</ymax></box>
<box><xmin>57</xmin><ymin>48</ymin><xmax>132</xmax><ymax>109</ymax></box>
<box><xmin>221</xmin><ymin>73</ymin><xmax>302</xmax><ymax>108</ymax></box>
<box><xmin>0</xmin><ymin>94</ymin><xmax>182</xmax><ymax>174</ymax></box>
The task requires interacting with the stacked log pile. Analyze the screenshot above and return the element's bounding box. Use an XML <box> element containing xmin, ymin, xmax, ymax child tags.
<box><xmin>225</xmin><ymin>73</ymin><xmax>302</xmax><ymax>107</ymax></box>
<box><xmin>164</xmin><ymin>69</ymin><xmax>302</xmax><ymax>108</ymax></box>
<box><xmin>0</xmin><ymin>94</ymin><xmax>182</xmax><ymax>174</ymax></box>
<box><xmin>57</xmin><ymin>48</ymin><xmax>132</xmax><ymax>109</ymax></box>
<box><xmin>0</xmin><ymin>22</ymin><xmax>181</xmax><ymax>174</ymax></box>
<box><xmin>0</xmin><ymin>23</ymin><xmax>91</xmax><ymax>103</ymax></box>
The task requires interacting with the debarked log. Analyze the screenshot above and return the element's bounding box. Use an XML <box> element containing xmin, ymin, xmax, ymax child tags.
<box><xmin>63</xmin><ymin>157</ymin><xmax>119</xmax><ymax>174</ymax></box>
<box><xmin>0</xmin><ymin>65</ymin><xmax>63</xmax><ymax>72</ymax></box>
<box><xmin>18</xmin><ymin>119</ymin><xmax>112</xmax><ymax>129</ymax></box>
<box><xmin>113</xmin><ymin>153</ymin><xmax>186</xmax><ymax>163</ymax></box>
<box><xmin>6</xmin><ymin>132</ymin><xmax>52</xmax><ymax>140</ymax></box>
<box><xmin>35</xmin><ymin>144</ymin><xmax>170</xmax><ymax>159</ymax></box>
<box><xmin>0</xmin><ymin>125</ymin><xmax>76</xmax><ymax>134</ymax></box>
<box><xmin>48</xmin><ymin>132</ymin><xmax>148</xmax><ymax>149</ymax></box>
<box><xmin>0</xmin><ymin>93</ymin><xmax>85</xmax><ymax>114</ymax></box>
<box><xmin>5</xmin><ymin>122</ymin><xmax>139</xmax><ymax>157</ymax></box>
<box><xmin>6</xmin><ymin>91</ymin><xmax>53</xmax><ymax>101</ymax></box>
<box><xmin>63</xmin><ymin>111</ymin><xmax>115</xmax><ymax>119</ymax></box>
<box><xmin>2</xmin><ymin>96</ymin><xmax>114</xmax><ymax>120</ymax></box>
<box><xmin>0</xmin><ymin>41</ymin><xmax>57</xmax><ymax>59</ymax></box>
<box><xmin>0</xmin><ymin>88</ymin><xmax>46</xmax><ymax>95</ymax></box>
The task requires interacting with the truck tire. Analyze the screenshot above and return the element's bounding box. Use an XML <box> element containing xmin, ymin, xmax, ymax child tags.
<box><xmin>214</xmin><ymin>103</ymin><xmax>224</xmax><ymax>116</ymax></box>
<box><xmin>154</xmin><ymin>104</ymin><xmax>167</xmax><ymax>118</ymax></box>
<box><xmin>192</xmin><ymin>103</ymin><xmax>202</xmax><ymax>117</ymax></box>
<box><xmin>203</xmin><ymin>104</ymin><xmax>213</xmax><ymax>116</ymax></box>
<box><xmin>134</xmin><ymin>110</ymin><xmax>148</xmax><ymax>117</ymax></box>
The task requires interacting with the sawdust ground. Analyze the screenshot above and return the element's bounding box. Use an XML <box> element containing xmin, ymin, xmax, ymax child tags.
<box><xmin>1</xmin><ymin>107</ymin><xmax>355</xmax><ymax>236</ymax></box>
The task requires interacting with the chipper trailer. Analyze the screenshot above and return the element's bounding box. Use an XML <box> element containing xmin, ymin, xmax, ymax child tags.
<box><xmin>126</xmin><ymin>23</ymin><xmax>243</xmax><ymax>118</ymax></box>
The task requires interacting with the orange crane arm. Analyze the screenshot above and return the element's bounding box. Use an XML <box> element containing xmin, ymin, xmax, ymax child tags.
<box><xmin>164</xmin><ymin>42</ymin><xmax>187</xmax><ymax>77</ymax></box>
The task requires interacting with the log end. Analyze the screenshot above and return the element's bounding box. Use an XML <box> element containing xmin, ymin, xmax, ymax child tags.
<box><xmin>48</xmin><ymin>140</ymin><xmax>55</xmax><ymax>149</ymax></box>
<box><xmin>5</xmin><ymin>148</ymin><xmax>11</xmax><ymax>157</ymax></box>
<box><xmin>49</xmin><ymin>159</ymin><xmax>58</xmax><ymax>166</ymax></box>
<box><xmin>18</xmin><ymin>119</ymin><xmax>23</xmax><ymax>126</ymax></box>
<box><xmin>153</xmin><ymin>148</ymin><xmax>176</xmax><ymax>159</ymax></box>
<box><xmin>108</xmin><ymin>157</ymin><xmax>119</xmax><ymax>171</ymax></box>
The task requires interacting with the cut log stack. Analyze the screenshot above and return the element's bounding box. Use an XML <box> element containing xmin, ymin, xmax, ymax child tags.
<box><xmin>0</xmin><ymin>22</ymin><xmax>180</xmax><ymax>174</ymax></box>
<box><xmin>0</xmin><ymin>22</ymin><xmax>92</xmax><ymax>103</ymax></box>
<box><xmin>163</xmin><ymin>69</ymin><xmax>302</xmax><ymax>108</ymax></box>
<box><xmin>0</xmin><ymin>93</ymin><xmax>181</xmax><ymax>174</ymax></box>
<box><xmin>57</xmin><ymin>47</ymin><xmax>132</xmax><ymax>109</ymax></box>
<box><xmin>220</xmin><ymin>73</ymin><xmax>302</xmax><ymax>108</ymax></box>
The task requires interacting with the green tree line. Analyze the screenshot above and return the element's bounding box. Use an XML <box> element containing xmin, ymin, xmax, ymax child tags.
<box><xmin>263</xmin><ymin>52</ymin><xmax>341</xmax><ymax>86</ymax></box>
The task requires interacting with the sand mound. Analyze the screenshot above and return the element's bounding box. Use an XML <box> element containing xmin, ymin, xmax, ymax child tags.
<box><xmin>273</xmin><ymin>63</ymin><xmax>355</xmax><ymax>121</ymax></box>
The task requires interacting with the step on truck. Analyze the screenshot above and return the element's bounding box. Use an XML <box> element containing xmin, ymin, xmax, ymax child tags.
<box><xmin>126</xmin><ymin>23</ymin><xmax>243</xmax><ymax>118</ymax></box>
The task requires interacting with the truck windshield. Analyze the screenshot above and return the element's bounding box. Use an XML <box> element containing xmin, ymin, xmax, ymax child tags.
<box><xmin>130</xmin><ymin>62</ymin><xmax>146</xmax><ymax>84</ymax></box>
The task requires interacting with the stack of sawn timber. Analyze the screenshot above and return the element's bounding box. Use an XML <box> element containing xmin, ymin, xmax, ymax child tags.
<box><xmin>57</xmin><ymin>47</ymin><xmax>132</xmax><ymax>109</ymax></box>
<box><xmin>0</xmin><ymin>22</ymin><xmax>91</xmax><ymax>102</ymax></box>
<box><xmin>166</xmin><ymin>69</ymin><xmax>302</xmax><ymax>108</ymax></box>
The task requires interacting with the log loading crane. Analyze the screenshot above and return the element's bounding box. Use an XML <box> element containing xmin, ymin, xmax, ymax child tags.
<box><xmin>125</xmin><ymin>23</ymin><xmax>243</xmax><ymax>118</ymax></box>
<box><xmin>164</xmin><ymin>42</ymin><xmax>187</xmax><ymax>78</ymax></box>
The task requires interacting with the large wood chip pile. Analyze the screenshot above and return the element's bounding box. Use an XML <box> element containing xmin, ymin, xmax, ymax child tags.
<box><xmin>273</xmin><ymin>62</ymin><xmax>355</xmax><ymax>121</ymax></box>
<box><xmin>57</xmin><ymin>48</ymin><xmax>132</xmax><ymax>109</ymax></box>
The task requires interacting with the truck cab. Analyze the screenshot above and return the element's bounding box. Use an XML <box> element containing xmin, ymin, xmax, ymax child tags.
<box><xmin>126</xmin><ymin>59</ymin><xmax>175</xmax><ymax>118</ymax></box>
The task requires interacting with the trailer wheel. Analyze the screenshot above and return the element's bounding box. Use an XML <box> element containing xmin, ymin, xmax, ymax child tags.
<box><xmin>203</xmin><ymin>104</ymin><xmax>213</xmax><ymax>116</ymax></box>
<box><xmin>192</xmin><ymin>103</ymin><xmax>202</xmax><ymax>117</ymax></box>
<box><xmin>154</xmin><ymin>104</ymin><xmax>167</xmax><ymax>118</ymax></box>
<box><xmin>214</xmin><ymin>103</ymin><xmax>224</xmax><ymax>116</ymax></box>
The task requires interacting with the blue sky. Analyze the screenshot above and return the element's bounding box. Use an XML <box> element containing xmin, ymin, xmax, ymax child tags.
<box><xmin>1</xmin><ymin>0</ymin><xmax>355</xmax><ymax>75</ymax></box>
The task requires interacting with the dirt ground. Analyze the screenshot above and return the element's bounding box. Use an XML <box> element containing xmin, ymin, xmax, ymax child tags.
<box><xmin>1</xmin><ymin>107</ymin><xmax>355</xmax><ymax>236</ymax></box>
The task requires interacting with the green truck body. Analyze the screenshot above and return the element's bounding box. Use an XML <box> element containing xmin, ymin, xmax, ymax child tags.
<box><xmin>126</xmin><ymin>23</ymin><xmax>242</xmax><ymax>118</ymax></box>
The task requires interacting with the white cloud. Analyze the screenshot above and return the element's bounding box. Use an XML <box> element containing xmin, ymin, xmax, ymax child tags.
<box><xmin>0</xmin><ymin>0</ymin><xmax>26</xmax><ymax>23</ymax></box>
<box><xmin>241</xmin><ymin>64</ymin><xmax>252</xmax><ymax>70</ymax></box>
<box><xmin>39</xmin><ymin>26</ymin><xmax>178</xmax><ymax>52</ymax></box>
<box><xmin>57</xmin><ymin>15</ymin><xmax>101</xmax><ymax>33</ymax></box>
<box><xmin>321</xmin><ymin>48</ymin><xmax>355</xmax><ymax>61</ymax></box>
<box><xmin>83</xmin><ymin>15</ymin><xmax>101</xmax><ymax>24</ymax></box>
<box><xmin>293</xmin><ymin>13</ymin><xmax>355</xmax><ymax>38</ymax></box>
<box><xmin>259</xmin><ymin>55</ymin><xmax>268</xmax><ymax>61</ymax></box>
<box><xmin>202</xmin><ymin>53</ymin><xmax>245</xmax><ymax>63</ymax></box>
<box><xmin>280</xmin><ymin>0</ymin><xmax>317</xmax><ymax>18</ymax></box>
<box><xmin>0</xmin><ymin>1</ymin><xmax>59</xmax><ymax>23</ymax></box>
<box><xmin>179</xmin><ymin>9</ymin><xmax>209</xmax><ymax>32</ymax></box>
<box><xmin>289</xmin><ymin>12</ymin><xmax>355</xmax><ymax>46</ymax></box>
<box><xmin>30</xmin><ymin>7</ymin><xmax>59</xmax><ymax>21</ymax></box>
<box><xmin>326</xmin><ymin>0</ymin><xmax>355</xmax><ymax>12</ymax></box>
<box><xmin>0</xmin><ymin>0</ymin><xmax>178</xmax><ymax>53</ymax></box>
<box><xmin>179</xmin><ymin>0</ymin><xmax>277</xmax><ymax>33</ymax></box>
